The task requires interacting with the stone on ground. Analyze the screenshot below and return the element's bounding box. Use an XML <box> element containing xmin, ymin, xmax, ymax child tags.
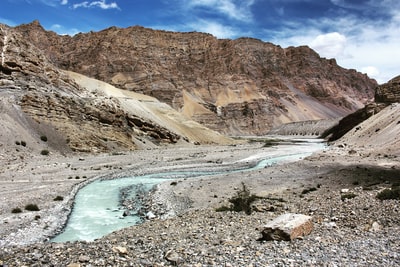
<box><xmin>260</xmin><ymin>213</ymin><xmax>313</xmax><ymax>241</ymax></box>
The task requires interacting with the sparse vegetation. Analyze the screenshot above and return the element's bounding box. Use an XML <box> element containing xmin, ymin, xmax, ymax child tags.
<box><xmin>40</xmin><ymin>149</ymin><xmax>49</xmax><ymax>155</ymax></box>
<box><xmin>40</xmin><ymin>135</ymin><xmax>48</xmax><ymax>142</ymax></box>
<box><xmin>216</xmin><ymin>182</ymin><xmax>261</xmax><ymax>215</ymax></box>
<box><xmin>376</xmin><ymin>187</ymin><xmax>400</xmax><ymax>200</ymax></box>
<box><xmin>20</xmin><ymin>141</ymin><xmax>26</xmax><ymax>147</ymax></box>
<box><xmin>301</xmin><ymin>187</ymin><xmax>317</xmax><ymax>195</ymax></box>
<box><xmin>25</xmin><ymin>203</ymin><xmax>40</xmax><ymax>211</ymax></box>
<box><xmin>11</xmin><ymin>207</ymin><xmax>22</xmax><ymax>213</ymax></box>
<box><xmin>53</xmin><ymin>196</ymin><xmax>64</xmax><ymax>201</ymax></box>
<box><xmin>341</xmin><ymin>193</ymin><xmax>357</xmax><ymax>201</ymax></box>
<box><xmin>15</xmin><ymin>141</ymin><xmax>20</xmax><ymax>145</ymax></box>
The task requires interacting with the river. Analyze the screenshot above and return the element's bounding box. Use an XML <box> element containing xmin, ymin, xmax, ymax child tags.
<box><xmin>51</xmin><ymin>139</ymin><xmax>325</xmax><ymax>242</ymax></box>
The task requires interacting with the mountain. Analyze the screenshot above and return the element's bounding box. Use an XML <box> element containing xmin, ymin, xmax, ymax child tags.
<box><xmin>0</xmin><ymin>22</ymin><xmax>231</xmax><ymax>155</ymax></box>
<box><xmin>322</xmin><ymin>75</ymin><xmax>400</xmax><ymax>142</ymax></box>
<box><xmin>13</xmin><ymin>21</ymin><xmax>377</xmax><ymax>136</ymax></box>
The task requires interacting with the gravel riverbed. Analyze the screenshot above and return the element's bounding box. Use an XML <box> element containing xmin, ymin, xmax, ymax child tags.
<box><xmin>1</xmin><ymin>141</ymin><xmax>399</xmax><ymax>266</ymax></box>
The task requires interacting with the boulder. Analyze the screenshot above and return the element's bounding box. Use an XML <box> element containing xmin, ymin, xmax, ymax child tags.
<box><xmin>260</xmin><ymin>213</ymin><xmax>313</xmax><ymax>241</ymax></box>
<box><xmin>112</xmin><ymin>246</ymin><xmax>128</xmax><ymax>255</ymax></box>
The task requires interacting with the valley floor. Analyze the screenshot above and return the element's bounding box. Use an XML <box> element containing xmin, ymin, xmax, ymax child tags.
<box><xmin>0</xmin><ymin>140</ymin><xmax>399</xmax><ymax>266</ymax></box>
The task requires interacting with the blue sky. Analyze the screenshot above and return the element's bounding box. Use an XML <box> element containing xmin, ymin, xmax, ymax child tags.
<box><xmin>1</xmin><ymin>0</ymin><xmax>399</xmax><ymax>84</ymax></box>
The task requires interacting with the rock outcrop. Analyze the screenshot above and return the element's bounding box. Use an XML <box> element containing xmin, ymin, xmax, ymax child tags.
<box><xmin>13</xmin><ymin>21</ymin><xmax>377</xmax><ymax>135</ymax></box>
<box><xmin>375</xmin><ymin>75</ymin><xmax>400</xmax><ymax>104</ymax></box>
<box><xmin>0</xmin><ymin>22</ymin><xmax>232</xmax><ymax>154</ymax></box>
<box><xmin>323</xmin><ymin>75</ymin><xmax>400</xmax><ymax>142</ymax></box>
<box><xmin>260</xmin><ymin>213</ymin><xmax>313</xmax><ymax>241</ymax></box>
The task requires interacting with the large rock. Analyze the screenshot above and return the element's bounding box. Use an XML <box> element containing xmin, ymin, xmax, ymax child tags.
<box><xmin>375</xmin><ymin>75</ymin><xmax>400</xmax><ymax>104</ymax></box>
<box><xmin>13</xmin><ymin>21</ymin><xmax>377</xmax><ymax>135</ymax></box>
<box><xmin>260</xmin><ymin>213</ymin><xmax>313</xmax><ymax>241</ymax></box>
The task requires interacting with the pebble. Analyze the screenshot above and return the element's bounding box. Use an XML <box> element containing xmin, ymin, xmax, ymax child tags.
<box><xmin>1</xmin><ymin>187</ymin><xmax>399</xmax><ymax>266</ymax></box>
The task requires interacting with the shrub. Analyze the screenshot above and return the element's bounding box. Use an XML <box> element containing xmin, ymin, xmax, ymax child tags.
<box><xmin>15</xmin><ymin>141</ymin><xmax>21</xmax><ymax>146</ymax></box>
<box><xmin>376</xmin><ymin>187</ymin><xmax>400</xmax><ymax>200</ymax></box>
<box><xmin>25</xmin><ymin>204</ymin><xmax>40</xmax><ymax>211</ymax></box>
<box><xmin>40</xmin><ymin>149</ymin><xmax>49</xmax><ymax>156</ymax></box>
<box><xmin>301</xmin><ymin>187</ymin><xmax>317</xmax><ymax>195</ymax></box>
<box><xmin>216</xmin><ymin>182</ymin><xmax>261</xmax><ymax>215</ymax></box>
<box><xmin>40</xmin><ymin>135</ymin><xmax>48</xmax><ymax>142</ymax></box>
<box><xmin>215</xmin><ymin>206</ymin><xmax>232</xmax><ymax>212</ymax></box>
<box><xmin>21</xmin><ymin>141</ymin><xmax>26</xmax><ymax>147</ymax></box>
<box><xmin>53</xmin><ymin>196</ymin><xmax>64</xmax><ymax>201</ymax></box>
<box><xmin>341</xmin><ymin>193</ymin><xmax>357</xmax><ymax>201</ymax></box>
<box><xmin>11</xmin><ymin>207</ymin><xmax>22</xmax><ymax>213</ymax></box>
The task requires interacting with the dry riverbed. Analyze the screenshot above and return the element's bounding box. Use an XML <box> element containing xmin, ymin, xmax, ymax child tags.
<box><xmin>1</xmin><ymin>139</ymin><xmax>399</xmax><ymax>266</ymax></box>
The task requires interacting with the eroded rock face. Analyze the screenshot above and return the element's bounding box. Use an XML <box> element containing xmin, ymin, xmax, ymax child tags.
<box><xmin>13</xmin><ymin>21</ymin><xmax>377</xmax><ymax>135</ymax></box>
<box><xmin>322</xmin><ymin>74</ymin><xmax>400</xmax><ymax>141</ymax></box>
<box><xmin>375</xmin><ymin>75</ymin><xmax>400</xmax><ymax>103</ymax></box>
<box><xmin>1</xmin><ymin>22</ymin><xmax>226</xmax><ymax>154</ymax></box>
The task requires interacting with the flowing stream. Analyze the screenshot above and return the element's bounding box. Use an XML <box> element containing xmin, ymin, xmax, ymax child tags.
<box><xmin>51</xmin><ymin>139</ymin><xmax>325</xmax><ymax>242</ymax></box>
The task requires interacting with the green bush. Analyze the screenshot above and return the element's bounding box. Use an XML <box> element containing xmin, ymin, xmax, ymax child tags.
<box><xmin>53</xmin><ymin>196</ymin><xmax>64</xmax><ymax>201</ymax></box>
<box><xmin>25</xmin><ymin>204</ymin><xmax>40</xmax><ymax>211</ymax></box>
<box><xmin>11</xmin><ymin>207</ymin><xmax>22</xmax><ymax>213</ymax></box>
<box><xmin>301</xmin><ymin>187</ymin><xmax>317</xmax><ymax>195</ymax></box>
<box><xmin>376</xmin><ymin>187</ymin><xmax>400</xmax><ymax>200</ymax></box>
<box><xmin>216</xmin><ymin>182</ymin><xmax>261</xmax><ymax>215</ymax></box>
<box><xmin>40</xmin><ymin>149</ymin><xmax>49</xmax><ymax>156</ymax></box>
<box><xmin>341</xmin><ymin>193</ymin><xmax>357</xmax><ymax>201</ymax></box>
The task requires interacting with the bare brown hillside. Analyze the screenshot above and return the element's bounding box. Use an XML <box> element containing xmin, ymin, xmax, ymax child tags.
<box><xmin>14</xmin><ymin>21</ymin><xmax>377</xmax><ymax>135</ymax></box>
<box><xmin>322</xmin><ymin>75</ymin><xmax>400</xmax><ymax>142</ymax></box>
<box><xmin>0</xmin><ymin>23</ymin><xmax>232</xmax><ymax>155</ymax></box>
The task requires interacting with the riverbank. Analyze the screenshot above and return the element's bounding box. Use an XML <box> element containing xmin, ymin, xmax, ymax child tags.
<box><xmin>1</xmin><ymin>139</ymin><xmax>400</xmax><ymax>266</ymax></box>
<box><xmin>1</xmin><ymin>139</ymin><xmax>306</xmax><ymax>246</ymax></box>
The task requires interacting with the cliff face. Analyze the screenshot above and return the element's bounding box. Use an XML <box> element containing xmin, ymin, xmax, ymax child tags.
<box><xmin>323</xmin><ymin>75</ymin><xmax>400</xmax><ymax>141</ymax></box>
<box><xmin>0</xmin><ymin>22</ymin><xmax>231</xmax><ymax>154</ymax></box>
<box><xmin>375</xmin><ymin>76</ymin><xmax>400</xmax><ymax>104</ymax></box>
<box><xmin>13</xmin><ymin>21</ymin><xmax>377</xmax><ymax>135</ymax></box>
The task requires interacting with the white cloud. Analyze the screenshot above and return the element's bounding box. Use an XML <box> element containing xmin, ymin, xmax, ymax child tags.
<box><xmin>186</xmin><ymin>0</ymin><xmax>255</xmax><ymax>22</ymax></box>
<box><xmin>266</xmin><ymin>5</ymin><xmax>400</xmax><ymax>84</ymax></box>
<box><xmin>361</xmin><ymin>66</ymin><xmax>380</xmax><ymax>78</ymax></box>
<box><xmin>189</xmin><ymin>20</ymin><xmax>238</xmax><ymax>39</ymax></box>
<box><xmin>61</xmin><ymin>0</ymin><xmax>68</xmax><ymax>5</ymax></box>
<box><xmin>309</xmin><ymin>32</ymin><xmax>347</xmax><ymax>59</ymax></box>
<box><xmin>73</xmin><ymin>0</ymin><xmax>119</xmax><ymax>10</ymax></box>
<box><xmin>50</xmin><ymin>24</ymin><xmax>80</xmax><ymax>36</ymax></box>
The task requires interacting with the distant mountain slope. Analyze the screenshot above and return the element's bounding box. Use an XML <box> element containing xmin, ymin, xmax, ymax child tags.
<box><xmin>323</xmin><ymin>75</ymin><xmax>400</xmax><ymax>142</ymax></box>
<box><xmin>0</xmin><ymin>23</ymin><xmax>232</xmax><ymax>155</ymax></box>
<box><xmin>14</xmin><ymin>21</ymin><xmax>377</xmax><ymax>135</ymax></box>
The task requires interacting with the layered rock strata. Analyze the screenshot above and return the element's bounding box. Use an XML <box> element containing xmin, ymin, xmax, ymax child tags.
<box><xmin>13</xmin><ymin>21</ymin><xmax>377</xmax><ymax>135</ymax></box>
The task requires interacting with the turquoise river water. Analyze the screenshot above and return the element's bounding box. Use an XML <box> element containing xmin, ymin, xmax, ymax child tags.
<box><xmin>51</xmin><ymin>140</ymin><xmax>325</xmax><ymax>242</ymax></box>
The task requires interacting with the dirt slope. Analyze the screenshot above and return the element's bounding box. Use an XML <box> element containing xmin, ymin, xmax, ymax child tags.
<box><xmin>334</xmin><ymin>103</ymin><xmax>400</xmax><ymax>158</ymax></box>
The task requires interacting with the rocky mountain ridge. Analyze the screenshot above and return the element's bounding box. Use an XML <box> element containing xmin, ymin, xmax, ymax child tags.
<box><xmin>322</xmin><ymin>76</ymin><xmax>400</xmax><ymax>142</ymax></box>
<box><xmin>13</xmin><ymin>21</ymin><xmax>377</xmax><ymax>135</ymax></box>
<box><xmin>0</xmin><ymin>22</ymin><xmax>231</xmax><ymax>155</ymax></box>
